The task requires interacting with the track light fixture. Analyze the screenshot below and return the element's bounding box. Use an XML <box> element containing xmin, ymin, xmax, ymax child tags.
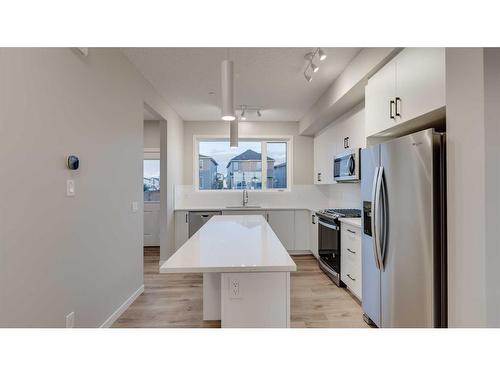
<box><xmin>238</xmin><ymin>105</ymin><xmax>263</xmax><ymax>120</ymax></box>
<box><xmin>304</xmin><ymin>48</ymin><xmax>327</xmax><ymax>82</ymax></box>
<box><xmin>318</xmin><ymin>48</ymin><xmax>327</xmax><ymax>61</ymax></box>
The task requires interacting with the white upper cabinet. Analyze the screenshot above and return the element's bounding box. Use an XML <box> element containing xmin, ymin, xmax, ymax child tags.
<box><xmin>313</xmin><ymin>126</ymin><xmax>336</xmax><ymax>185</ymax></box>
<box><xmin>313</xmin><ymin>104</ymin><xmax>365</xmax><ymax>185</ymax></box>
<box><xmin>365</xmin><ymin>48</ymin><xmax>445</xmax><ymax>137</ymax></box>
<box><xmin>365</xmin><ymin>59</ymin><xmax>397</xmax><ymax>137</ymax></box>
<box><xmin>395</xmin><ymin>48</ymin><xmax>445</xmax><ymax>124</ymax></box>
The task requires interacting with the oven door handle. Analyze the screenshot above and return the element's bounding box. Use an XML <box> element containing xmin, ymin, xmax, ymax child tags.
<box><xmin>318</xmin><ymin>220</ymin><xmax>339</xmax><ymax>231</ymax></box>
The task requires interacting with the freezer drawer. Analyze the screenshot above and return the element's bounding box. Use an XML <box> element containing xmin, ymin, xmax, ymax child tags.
<box><xmin>188</xmin><ymin>211</ymin><xmax>222</xmax><ymax>237</ymax></box>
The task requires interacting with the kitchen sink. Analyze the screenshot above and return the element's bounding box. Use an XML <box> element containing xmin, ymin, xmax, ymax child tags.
<box><xmin>225</xmin><ymin>205</ymin><xmax>262</xmax><ymax>209</ymax></box>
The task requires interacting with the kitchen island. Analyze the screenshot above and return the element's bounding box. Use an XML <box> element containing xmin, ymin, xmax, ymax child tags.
<box><xmin>160</xmin><ymin>215</ymin><xmax>296</xmax><ymax>327</ymax></box>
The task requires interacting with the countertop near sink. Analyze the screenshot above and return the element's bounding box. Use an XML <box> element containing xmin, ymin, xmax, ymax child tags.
<box><xmin>174</xmin><ymin>207</ymin><xmax>321</xmax><ymax>212</ymax></box>
<box><xmin>338</xmin><ymin>217</ymin><xmax>362</xmax><ymax>228</ymax></box>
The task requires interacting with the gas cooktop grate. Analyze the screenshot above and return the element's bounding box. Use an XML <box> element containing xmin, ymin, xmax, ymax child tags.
<box><xmin>323</xmin><ymin>208</ymin><xmax>361</xmax><ymax>218</ymax></box>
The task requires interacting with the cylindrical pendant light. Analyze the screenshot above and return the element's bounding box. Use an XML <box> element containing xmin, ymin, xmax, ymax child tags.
<box><xmin>221</xmin><ymin>60</ymin><xmax>235</xmax><ymax>121</ymax></box>
<box><xmin>230</xmin><ymin>118</ymin><xmax>238</xmax><ymax>148</ymax></box>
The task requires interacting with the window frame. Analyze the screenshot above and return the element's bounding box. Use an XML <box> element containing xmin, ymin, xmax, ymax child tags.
<box><xmin>193</xmin><ymin>135</ymin><xmax>293</xmax><ymax>192</ymax></box>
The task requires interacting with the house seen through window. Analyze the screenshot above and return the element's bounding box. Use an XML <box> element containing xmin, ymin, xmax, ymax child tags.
<box><xmin>144</xmin><ymin>159</ymin><xmax>160</xmax><ymax>201</ymax></box>
<box><xmin>198</xmin><ymin>140</ymin><xmax>288</xmax><ymax>190</ymax></box>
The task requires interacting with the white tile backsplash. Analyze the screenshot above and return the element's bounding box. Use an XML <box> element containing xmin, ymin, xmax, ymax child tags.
<box><xmin>174</xmin><ymin>183</ymin><xmax>361</xmax><ymax>210</ymax></box>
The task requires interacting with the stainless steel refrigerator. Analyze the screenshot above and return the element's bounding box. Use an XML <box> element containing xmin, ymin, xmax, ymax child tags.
<box><xmin>361</xmin><ymin>128</ymin><xmax>447</xmax><ymax>328</ymax></box>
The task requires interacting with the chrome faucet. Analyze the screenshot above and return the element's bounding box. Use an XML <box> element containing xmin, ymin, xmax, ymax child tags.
<box><xmin>242</xmin><ymin>189</ymin><xmax>249</xmax><ymax>207</ymax></box>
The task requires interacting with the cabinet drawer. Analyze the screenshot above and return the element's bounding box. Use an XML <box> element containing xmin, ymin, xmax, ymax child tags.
<box><xmin>341</xmin><ymin>223</ymin><xmax>362</xmax><ymax>299</ymax></box>
<box><xmin>341</xmin><ymin>226</ymin><xmax>361</xmax><ymax>259</ymax></box>
<box><xmin>341</xmin><ymin>262</ymin><xmax>360</xmax><ymax>293</ymax></box>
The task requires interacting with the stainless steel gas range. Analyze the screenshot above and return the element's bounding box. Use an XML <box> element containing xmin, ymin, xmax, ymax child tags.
<box><xmin>315</xmin><ymin>208</ymin><xmax>361</xmax><ymax>286</ymax></box>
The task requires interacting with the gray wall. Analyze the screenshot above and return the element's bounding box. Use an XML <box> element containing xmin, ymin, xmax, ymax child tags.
<box><xmin>484</xmin><ymin>48</ymin><xmax>500</xmax><ymax>327</ymax></box>
<box><xmin>144</xmin><ymin>120</ymin><xmax>160</xmax><ymax>149</ymax></box>
<box><xmin>0</xmin><ymin>48</ymin><xmax>183</xmax><ymax>327</ymax></box>
<box><xmin>445</xmin><ymin>48</ymin><xmax>500</xmax><ymax>327</ymax></box>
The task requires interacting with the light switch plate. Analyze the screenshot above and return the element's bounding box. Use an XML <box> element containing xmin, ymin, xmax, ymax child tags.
<box><xmin>131</xmin><ymin>201</ymin><xmax>139</xmax><ymax>212</ymax></box>
<box><xmin>66</xmin><ymin>180</ymin><xmax>75</xmax><ymax>197</ymax></box>
<box><xmin>66</xmin><ymin>312</ymin><xmax>75</xmax><ymax>328</ymax></box>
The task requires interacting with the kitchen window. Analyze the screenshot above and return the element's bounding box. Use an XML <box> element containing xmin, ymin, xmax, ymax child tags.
<box><xmin>195</xmin><ymin>137</ymin><xmax>291</xmax><ymax>191</ymax></box>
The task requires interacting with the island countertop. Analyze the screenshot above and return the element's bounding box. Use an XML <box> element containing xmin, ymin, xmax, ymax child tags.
<box><xmin>160</xmin><ymin>215</ymin><xmax>297</xmax><ymax>274</ymax></box>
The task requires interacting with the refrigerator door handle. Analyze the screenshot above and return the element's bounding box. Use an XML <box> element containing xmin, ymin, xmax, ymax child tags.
<box><xmin>379</xmin><ymin>167</ymin><xmax>387</xmax><ymax>271</ymax></box>
<box><xmin>374</xmin><ymin>166</ymin><xmax>384</xmax><ymax>270</ymax></box>
<box><xmin>371</xmin><ymin>166</ymin><xmax>381</xmax><ymax>270</ymax></box>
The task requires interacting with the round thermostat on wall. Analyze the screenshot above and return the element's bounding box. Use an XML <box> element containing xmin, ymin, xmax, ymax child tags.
<box><xmin>67</xmin><ymin>155</ymin><xmax>79</xmax><ymax>170</ymax></box>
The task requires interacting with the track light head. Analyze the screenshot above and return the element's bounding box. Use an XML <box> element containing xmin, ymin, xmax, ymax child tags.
<box><xmin>311</xmin><ymin>63</ymin><xmax>319</xmax><ymax>73</ymax></box>
<box><xmin>318</xmin><ymin>48</ymin><xmax>327</xmax><ymax>61</ymax></box>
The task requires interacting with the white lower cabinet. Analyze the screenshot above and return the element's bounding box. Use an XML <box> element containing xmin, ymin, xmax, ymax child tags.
<box><xmin>174</xmin><ymin>209</ymin><xmax>312</xmax><ymax>254</ymax></box>
<box><xmin>340</xmin><ymin>222</ymin><xmax>362</xmax><ymax>300</ymax></box>
<box><xmin>310</xmin><ymin>212</ymin><xmax>319</xmax><ymax>259</ymax></box>
<box><xmin>221</xmin><ymin>210</ymin><xmax>266</xmax><ymax>217</ymax></box>
<box><xmin>174</xmin><ymin>210</ymin><xmax>189</xmax><ymax>251</ymax></box>
<box><xmin>266</xmin><ymin>210</ymin><xmax>295</xmax><ymax>251</ymax></box>
<box><xmin>293</xmin><ymin>210</ymin><xmax>310</xmax><ymax>252</ymax></box>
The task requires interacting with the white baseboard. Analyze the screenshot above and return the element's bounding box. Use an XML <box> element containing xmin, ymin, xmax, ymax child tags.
<box><xmin>100</xmin><ymin>285</ymin><xmax>144</xmax><ymax>328</ymax></box>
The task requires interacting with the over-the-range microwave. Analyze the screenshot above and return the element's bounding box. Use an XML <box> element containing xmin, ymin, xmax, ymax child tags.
<box><xmin>333</xmin><ymin>148</ymin><xmax>360</xmax><ymax>182</ymax></box>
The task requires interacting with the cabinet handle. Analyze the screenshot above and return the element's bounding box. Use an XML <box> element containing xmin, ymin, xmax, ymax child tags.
<box><xmin>347</xmin><ymin>248</ymin><xmax>356</xmax><ymax>254</ymax></box>
<box><xmin>389</xmin><ymin>99</ymin><xmax>395</xmax><ymax>119</ymax></box>
<box><xmin>311</xmin><ymin>214</ymin><xmax>316</xmax><ymax>224</ymax></box>
<box><xmin>185</xmin><ymin>213</ymin><xmax>188</xmax><ymax>223</ymax></box>
<box><xmin>347</xmin><ymin>229</ymin><xmax>356</xmax><ymax>234</ymax></box>
<box><xmin>266</xmin><ymin>213</ymin><xmax>269</xmax><ymax>222</ymax></box>
<box><xmin>317</xmin><ymin>172</ymin><xmax>322</xmax><ymax>182</ymax></box>
<box><xmin>395</xmin><ymin>97</ymin><xmax>401</xmax><ymax>117</ymax></box>
<box><xmin>347</xmin><ymin>274</ymin><xmax>356</xmax><ymax>281</ymax></box>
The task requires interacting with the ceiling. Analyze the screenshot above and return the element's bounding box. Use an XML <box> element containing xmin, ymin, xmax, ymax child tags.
<box><xmin>124</xmin><ymin>48</ymin><xmax>361</xmax><ymax>122</ymax></box>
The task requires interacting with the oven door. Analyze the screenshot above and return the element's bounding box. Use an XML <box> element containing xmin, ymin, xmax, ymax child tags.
<box><xmin>318</xmin><ymin>219</ymin><xmax>341</xmax><ymax>276</ymax></box>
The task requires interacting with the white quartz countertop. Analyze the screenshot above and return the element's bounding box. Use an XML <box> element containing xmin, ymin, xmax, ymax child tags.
<box><xmin>174</xmin><ymin>207</ymin><xmax>319</xmax><ymax>212</ymax></box>
<box><xmin>160</xmin><ymin>215</ymin><xmax>297</xmax><ymax>273</ymax></box>
<box><xmin>339</xmin><ymin>217</ymin><xmax>362</xmax><ymax>228</ymax></box>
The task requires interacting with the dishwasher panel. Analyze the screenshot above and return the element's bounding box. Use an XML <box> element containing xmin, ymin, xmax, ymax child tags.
<box><xmin>188</xmin><ymin>211</ymin><xmax>222</xmax><ymax>237</ymax></box>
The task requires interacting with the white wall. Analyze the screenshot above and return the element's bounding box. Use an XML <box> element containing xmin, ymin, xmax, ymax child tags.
<box><xmin>144</xmin><ymin>120</ymin><xmax>160</xmax><ymax>149</ymax></box>
<box><xmin>0</xmin><ymin>48</ymin><xmax>183</xmax><ymax>327</ymax></box>
<box><xmin>445</xmin><ymin>48</ymin><xmax>500</xmax><ymax>327</ymax></box>
<box><xmin>182</xmin><ymin>121</ymin><xmax>314</xmax><ymax>185</ymax></box>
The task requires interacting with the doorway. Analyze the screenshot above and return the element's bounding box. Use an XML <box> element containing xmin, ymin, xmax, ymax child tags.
<box><xmin>143</xmin><ymin>106</ymin><xmax>162</xmax><ymax>248</ymax></box>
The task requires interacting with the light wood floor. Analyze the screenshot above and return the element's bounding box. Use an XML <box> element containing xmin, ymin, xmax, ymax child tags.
<box><xmin>112</xmin><ymin>248</ymin><xmax>369</xmax><ymax>328</ymax></box>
